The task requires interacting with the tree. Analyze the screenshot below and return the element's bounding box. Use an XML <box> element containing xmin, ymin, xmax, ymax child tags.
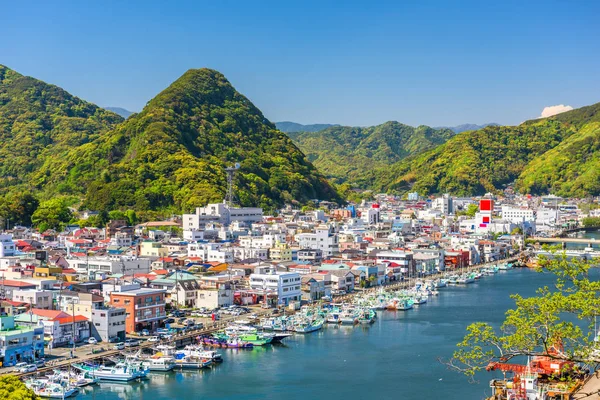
<box><xmin>447</xmin><ymin>252</ymin><xmax>600</xmax><ymax>382</ymax></box>
<box><xmin>582</xmin><ymin>217</ymin><xmax>600</xmax><ymax>227</ymax></box>
<box><xmin>0</xmin><ymin>193</ymin><xmax>39</xmax><ymax>227</ymax></box>
<box><xmin>31</xmin><ymin>198</ymin><xmax>72</xmax><ymax>230</ymax></box>
<box><xmin>0</xmin><ymin>375</ymin><xmax>39</xmax><ymax>400</ymax></box>
<box><xmin>510</xmin><ymin>227</ymin><xmax>523</xmax><ymax>235</ymax></box>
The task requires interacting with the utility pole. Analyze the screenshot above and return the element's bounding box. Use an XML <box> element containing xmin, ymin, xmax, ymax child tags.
<box><xmin>71</xmin><ymin>297</ymin><xmax>76</xmax><ymax>357</ymax></box>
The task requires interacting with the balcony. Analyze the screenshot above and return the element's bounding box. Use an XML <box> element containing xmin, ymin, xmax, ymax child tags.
<box><xmin>134</xmin><ymin>302</ymin><xmax>165</xmax><ymax>310</ymax></box>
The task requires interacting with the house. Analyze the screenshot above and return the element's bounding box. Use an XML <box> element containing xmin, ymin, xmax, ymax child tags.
<box><xmin>109</xmin><ymin>288</ymin><xmax>166</xmax><ymax>333</ymax></box>
<box><xmin>295</xmin><ymin>224</ymin><xmax>339</xmax><ymax>257</ymax></box>
<box><xmin>329</xmin><ymin>270</ymin><xmax>355</xmax><ymax>293</ymax></box>
<box><xmin>196</xmin><ymin>287</ymin><xmax>234</xmax><ymax>309</ymax></box>
<box><xmin>24</xmin><ymin>309</ymin><xmax>90</xmax><ymax>347</ymax></box>
<box><xmin>0</xmin><ymin>316</ymin><xmax>45</xmax><ymax>367</ymax></box>
<box><xmin>301</xmin><ymin>273</ymin><xmax>331</xmax><ymax>302</ymax></box>
<box><xmin>139</xmin><ymin>241</ymin><xmax>169</xmax><ymax>258</ymax></box>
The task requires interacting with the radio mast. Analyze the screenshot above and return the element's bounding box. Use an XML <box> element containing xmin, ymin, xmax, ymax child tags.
<box><xmin>224</xmin><ymin>163</ymin><xmax>240</xmax><ymax>207</ymax></box>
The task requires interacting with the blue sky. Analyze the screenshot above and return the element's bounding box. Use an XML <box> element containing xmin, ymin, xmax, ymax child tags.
<box><xmin>2</xmin><ymin>0</ymin><xmax>599</xmax><ymax>126</ymax></box>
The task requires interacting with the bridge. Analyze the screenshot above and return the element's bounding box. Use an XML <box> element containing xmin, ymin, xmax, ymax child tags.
<box><xmin>529</xmin><ymin>237</ymin><xmax>598</xmax><ymax>246</ymax></box>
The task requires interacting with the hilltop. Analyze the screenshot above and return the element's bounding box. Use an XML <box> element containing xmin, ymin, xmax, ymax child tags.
<box><xmin>373</xmin><ymin>102</ymin><xmax>600</xmax><ymax>197</ymax></box>
<box><xmin>275</xmin><ymin>121</ymin><xmax>339</xmax><ymax>133</ymax></box>
<box><xmin>0</xmin><ymin>66</ymin><xmax>341</xmax><ymax>213</ymax></box>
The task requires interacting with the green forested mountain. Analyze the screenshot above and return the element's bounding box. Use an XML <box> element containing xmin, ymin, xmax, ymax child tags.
<box><xmin>76</xmin><ymin>68</ymin><xmax>341</xmax><ymax>211</ymax></box>
<box><xmin>373</xmin><ymin>103</ymin><xmax>600</xmax><ymax>197</ymax></box>
<box><xmin>0</xmin><ymin>64</ymin><xmax>123</xmax><ymax>193</ymax></box>
<box><xmin>0</xmin><ymin>65</ymin><xmax>341</xmax><ymax>216</ymax></box>
<box><xmin>289</xmin><ymin>122</ymin><xmax>454</xmax><ymax>185</ymax></box>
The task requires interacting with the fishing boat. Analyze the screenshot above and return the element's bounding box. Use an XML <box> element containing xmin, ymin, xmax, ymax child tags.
<box><xmin>294</xmin><ymin>318</ymin><xmax>324</xmax><ymax>333</ymax></box>
<box><xmin>326</xmin><ymin>311</ymin><xmax>341</xmax><ymax>324</ymax></box>
<box><xmin>358</xmin><ymin>309</ymin><xmax>376</xmax><ymax>324</ymax></box>
<box><xmin>25</xmin><ymin>379</ymin><xmax>79</xmax><ymax>399</ymax></box>
<box><xmin>72</xmin><ymin>361</ymin><xmax>148</xmax><ymax>382</ymax></box>
<box><xmin>174</xmin><ymin>354</ymin><xmax>212</xmax><ymax>369</ymax></box>
<box><xmin>141</xmin><ymin>355</ymin><xmax>176</xmax><ymax>372</ymax></box>
<box><xmin>339</xmin><ymin>310</ymin><xmax>358</xmax><ymax>325</ymax></box>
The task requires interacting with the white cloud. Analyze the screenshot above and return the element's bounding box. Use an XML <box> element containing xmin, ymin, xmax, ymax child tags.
<box><xmin>540</xmin><ymin>104</ymin><xmax>573</xmax><ymax>118</ymax></box>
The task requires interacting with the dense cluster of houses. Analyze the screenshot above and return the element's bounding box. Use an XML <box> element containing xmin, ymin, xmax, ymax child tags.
<box><xmin>0</xmin><ymin>193</ymin><xmax>591</xmax><ymax>367</ymax></box>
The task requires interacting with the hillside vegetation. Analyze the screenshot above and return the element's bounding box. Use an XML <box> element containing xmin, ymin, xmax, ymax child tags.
<box><xmin>290</xmin><ymin>122</ymin><xmax>454</xmax><ymax>185</ymax></box>
<box><xmin>0</xmin><ymin>65</ymin><xmax>341</xmax><ymax>217</ymax></box>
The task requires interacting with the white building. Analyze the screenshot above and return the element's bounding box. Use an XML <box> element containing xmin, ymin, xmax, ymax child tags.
<box><xmin>501</xmin><ymin>206</ymin><xmax>535</xmax><ymax>224</ymax></box>
<box><xmin>249</xmin><ymin>269</ymin><xmax>302</xmax><ymax>306</ymax></box>
<box><xmin>183</xmin><ymin>202</ymin><xmax>263</xmax><ymax>229</ymax></box>
<box><xmin>296</xmin><ymin>224</ymin><xmax>339</xmax><ymax>257</ymax></box>
<box><xmin>66</xmin><ymin>256</ymin><xmax>151</xmax><ymax>275</ymax></box>
<box><xmin>12</xmin><ymin>289</ymin><xmax>54</xmax><ymax>309</ymax></box>
<box><xmin>187</xmin><ymin>242</ymin><xmax>234</xmax><ymax>263</ymax></box>
<box><xmin>432</xmin><ymin>194</ymin><xmax>454</xmax><ymax>215</ymax></box>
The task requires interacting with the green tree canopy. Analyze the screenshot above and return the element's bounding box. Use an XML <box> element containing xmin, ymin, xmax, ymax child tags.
<box><xmin>0</xmin><ymin>375</ymin><xmax>39</xmax><ymax>400</ymax></box>
<box><xmin>31</xmin><ymin>198</ymin><xmax>72</xmax><ymax>231</ymax></box>
<box><xmin>447</xmin><ymin>253</ymin><xmax>600</xmax><ymax>381</ymax></box>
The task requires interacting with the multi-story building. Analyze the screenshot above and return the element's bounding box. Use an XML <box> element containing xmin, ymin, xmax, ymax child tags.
<box><xmin>269</xmin><ymin>242</ymin><xmax>293</xmax><ymax>262</ymax></box>
<box><xmin>0</xmin><ymin>234</ymin><xmax>15</xmax><ymax>257</ymax></box>
<box><xmin>501</xmin><ymin>206</ymin><xmax>535</xmax><ymax>224</ymax></box>
<box><xmin>139</xmin><ymin>241</ymin><xmax>169</xmax><ymax>258</ymax></box>
<box><xmin>183</xmin><ymin>202</ymin><xmax>263</xmax><ymax>229</ymax></box>
<box><xmin>12</xmin><ymin>289</ymin><xmax>54</xmax><ymax>310</ymax></box>
<box><xmin>66</xmin><ymin>256</ymin><xmax>152</xmax><ymax>275</ymax></box>
<box><xmin>0</xmin><ymin>316</ymin><xmax>45</xmax><ymax>367</ymax></box>
<box><xmin>296</xmin><ymin>224</ymin><xmax>339</xmax><ymax>257</ymax></box>
<box><xmin>90</xmin><ymin>307</ymin><xmax>126</xmax><ymax>342</ymax></box>
<box><xmin>432</xmin><ymin>194</ymin><xmax>454</xmax><ymax>215</ymax></box>
<box><xmin>249</xmin><ymin>269</ymin><xmax>302</xmax><ymax>306</ymax></box>
<box><xmin>109</xmin><ymin>288</ymin><xmax>166</xmax><ymax>333</ymax></box>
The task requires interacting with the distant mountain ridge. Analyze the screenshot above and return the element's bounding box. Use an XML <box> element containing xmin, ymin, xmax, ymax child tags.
<box><xmin>288</xmin><ymin>122</ymin><xmax>454</xmax><ymax>186</ymax></box>
<box><xmin>434</xmin><ymin>123</ymin><xmax>500</xmax><ymax>133</ymax></box>
<box><xmin>371</xmin><ymin>103</ymin><xmax>600</xmax><ymax>197</ymax></box>
<box><xmin>104</xmin><ymin>107</ymin><xmax>134</xmax><ymax>118</ymax></box>
<box><xmin>275</xmin><ymin>121</ymin><xmax>339</xmax><ymax>133</ymax></box>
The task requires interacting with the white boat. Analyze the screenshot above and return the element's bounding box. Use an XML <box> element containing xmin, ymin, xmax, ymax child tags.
<box><xmin>73</xmin><ymin>361</ymin><xmax>148</xmax><ymax>381</ymax></box>
<box><xmin>26</xmin><ymin>379</ymin><xmax>79</xmax><ymax>399</ymax></box>
<box><xmin>326</xmin><ymin>312</ymin><xmax>341</xmax><ymax>324</ymax></box>
<box><xmin>339</xmin><ymin>311</ymin><xmax>358</xmax><ymax>325</ymax></box>
<box><xmin>294</xmin><ymin>318</ymin><xmax>324</xmax><ymax>333</ymax></box>
<box><xmin>141</xmin><ymin>356</ymin><xmax>175</xmax><ymax>372</ymax></box>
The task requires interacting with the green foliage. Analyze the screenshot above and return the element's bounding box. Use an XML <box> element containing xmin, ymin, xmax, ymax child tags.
<box><xmin>0</xmin><ymin>64</ymin><xmax>123</xmax><ymax>197</ymax></box>
<box><xmin>582</xmin><ymin>216</ymin><xmax>600</xmax><ymax>227</ymax></box>
<box><xmin>0</xmin><ymin>192</ymin><xmax>39</xmax><ymax>227</ymax></box>
<box><xmin>0</xmin><ymin>375</ymin><xmax>39</xmax><ymax>400</ymax></box>
<box><xmin>289</xmin><ymin>122</ymin><xmax>454</xmax><ymax>186</ymax></box>
<box><xmin>457</xmin><ymin>204</ymin><xmax>479</xmax><ymax>217</ymax></box>
<box><xmin>510</xmin><ymin>226</ymin><xmax>523</xmax><ymax>235</ymax></box>
<box><xmin>448</xmin><ymin>253</ymin><xmax>600</xmax><ymax>379</ymax></box>
<box><xmin>0</xmin><ymin>65</ymin><xmax>341</xmax><ymax>213</ymax></box>
<box><xmin>31</xmin><ymin>197</ymin><xmax>72</xmax><ymax>230</ymax></box>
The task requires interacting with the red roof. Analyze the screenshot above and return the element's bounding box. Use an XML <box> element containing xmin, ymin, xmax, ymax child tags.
<box><xmin>0</xmin><ymin>279</ymin><xmax>37</xmax><ymax>288</ymax></box>
<box><xmin>62</xmin><ymin>268</ymin><xmax>77</xmax><ymax>274</ymax></box>
<box><xmin>54</xmin><ymin>315</ymin><xmax>88</xmax><ymax>324</ymax></box>
<box><xmin>152</xmin><ymin>269</ymin><xmax>169</xmax><ymax>275</ymax></box>
<box><xmin>158</xmin><ymin>257</ymin><xmax>174</xmax><ymax>262</ymax></box>
<box><xmin>31</xmin><ymin>309</ymin><xmax>69</xmax><ymax>319</ymax></box>
<box><xmin>2</xmin><ymin>299</ymin><xmax>29</xmax><ymax>307</ymax></box>
<box><xmin>71</xmin><ymin>252</ymin><xmax>87</xmax><ymax>257</ymax></box>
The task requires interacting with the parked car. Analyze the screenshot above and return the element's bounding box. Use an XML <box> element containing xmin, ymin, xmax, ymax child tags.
<box><xmin>34</xmin><ymin>359</ymin><xmax>46</xmax><ymax>367</ymax></box>
<box><xmin>159</xmin><ymin>333</ymin><xmax>173</xmax><ymax>340</ymax></box>
<box><xmin>147</xmin><ymin>336</ymin><xmax>160</xmax><ymax>343</ymax></box>
<box><xmin>14</xmin><ymin>362</ymin><xmax>27</xmax><ymax>370</ymax></box>
<box><xmin>18</xmin><ymin>364</ymin><xmax>37</xmax><ymax>373</ymax></box>
<box><xmin>124</xmin><ymin>339</ymin><xmax>140</xmax><ymax>347</ymax></box>
<box><xmin>164</xmin><ymin>318</ymin><xmax>175</xmax><ymax>324</ymax></box>
<box><xmin>140</xmin><ymin>329</ymin><xmax>150</xmax><ymax>336</ymax></box>
<box><xmin>88</xmin><ymin>337</ymin><xmax>98</xmax><ymax>345</ymax></box>
<box><xmin>183</xmin><ymin>319</ymin><xmax>195</xmax><ymax>326</ymax></box>
<box><xmin>108</xmin><ymin>337</ymin><xmax>121</xmax><ymax>343</ymax></box>
<box><xmin>177</xmin><ymin>317</ymin><xmax>186</xmax><ymax>324</ymax></box>
<box><xmin>113</xmin><ymin>342</ymin><xmax>125</xmax><ymax>350</ymax></box>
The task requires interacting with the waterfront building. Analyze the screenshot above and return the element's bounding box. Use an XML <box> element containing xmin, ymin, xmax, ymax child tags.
<box><xmin>109</xmin><ymin>288</ymin><xmax>166</xmax><ymax>333</ymax></box>
<box><xmin>249</xmin><ymin>268</ymin><xmax>302</xmax><ymax>306</ymax></box>
<box><xmin>329</xmin><ymin>270</ymin><xmax>355</xmax><ymax>293</ymax></box>
<box><xmin>0</xmin><ymin>315</ymin><xmax>45</xmax><ymax>367</ymax></box>
<box><xmin>90</xmin><ymin>307</ymin><xmax>126</xmax><ymax>342</ymax></box>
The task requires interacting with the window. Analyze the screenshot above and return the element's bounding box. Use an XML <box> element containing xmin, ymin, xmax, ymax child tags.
<box><xmin>95</xmin><ymin>323</ymin><xmax>100</xmax><ymax>326</ymax></box>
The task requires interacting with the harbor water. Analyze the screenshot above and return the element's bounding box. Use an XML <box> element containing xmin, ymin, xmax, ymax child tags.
<box><xmin>76</xmin><ymin>268</ymin><xmax>563</xmax><ymax>400</ymax></box>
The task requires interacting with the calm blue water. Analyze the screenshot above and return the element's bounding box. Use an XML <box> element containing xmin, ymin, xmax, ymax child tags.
<box><xmin>77</xmin><ymin>231</ymin><xmax>600</xmax><ymax>400</ymax></box>
<box><xmin>77</xmin><ymin>269</ymin><xmax>559</xmax><ymax>400</ymax></box>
